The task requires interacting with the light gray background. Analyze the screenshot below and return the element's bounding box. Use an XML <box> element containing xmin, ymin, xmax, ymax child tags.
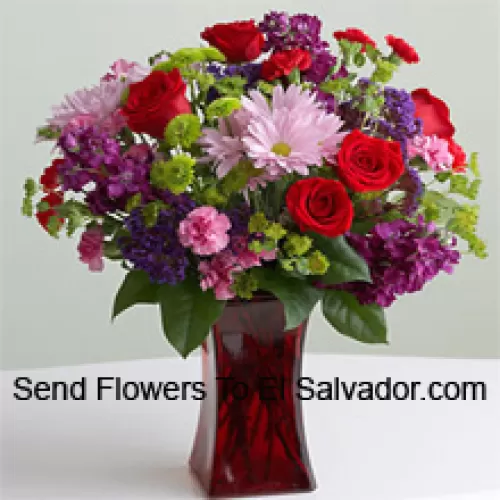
<box><xmin>0</xmin><ymin>0</ymin><xmax>498</xmax><ymax>369</ymax></box>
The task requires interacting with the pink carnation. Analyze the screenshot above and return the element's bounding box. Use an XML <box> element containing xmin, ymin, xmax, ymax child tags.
<box><xmin>178</xmin><ymin>207</ymin><xmax>231</xmax><ymax>256</ymax></box>
<box><xmin>408</xmin><ymin>134</ymin><xmax>453</xmax><ymax>172</ymax></box>
<box><xmin>78</xmin><ymin>227</ymin><xmax>104</xmax><ymax>272</ymax></box>
<box><xmin>199</xmin><ymin>251</ymin><xmax>239</xmax><ymax>300</ymax></box>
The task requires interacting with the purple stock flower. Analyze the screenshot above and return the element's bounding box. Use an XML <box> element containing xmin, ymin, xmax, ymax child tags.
<box><xmin>57</xmin><ymin>126</ymin><xmax>121</xmax><ymax>191</ymax></box>
<box><xmin>259</xmin><ymin>11</ymin><xmax>343</xmax><ymax>89</ymax></box>
<box><xmin>118</xmin><ymin>193</ymin><xmax>196</xmax><ymax>285</ymax></box>
<box><xmin>57</xmin><ymin>126</ymin><xmax>153</xmax><ymax>215</ymax></box>
<box><xmin>339</xmin><ymin>217</ymin><xmax>461</xmax><ymax>307</ymax></box>
<box><xmin>376</xmin><ymin>86</ymin><xmax>423</xmax><ymax>160</ymax></box>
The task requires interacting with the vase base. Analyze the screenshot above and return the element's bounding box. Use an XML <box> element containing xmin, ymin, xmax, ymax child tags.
<box><xmin>189</xmin><ymin>460</ymin><xmax>317</xmax><ymax>498</ymax></box>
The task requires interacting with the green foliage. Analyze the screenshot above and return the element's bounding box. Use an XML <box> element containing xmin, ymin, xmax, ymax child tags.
<box><xmin>371</xmin><ymin>59</ymin><xmax>397</xmax><ymax>84</ymax></box>
<box><xmin>153</xmin><ymin>47</ymin><xmax>225</xmax><ymax>72</ymax></box>
<box><xmin>165</xmin><ymin>114</ymin><xmax>201</xmax><ymax>149</ymax></box>
<box><xmin>257</xmin><ymin>81</ymin><xmax>276</xmax><ymax>96</ymax></box>
<box><xmin>449</xmin><ymin>175</ymin><xmax>481</xmax><ymax>200</ymax></box>
<box><xmin>252</xmin><ymin>267</ymin><xmax>323</xmax><ymax>329</ymax></box>
<box><xmin>112</xmin><ymin>270</ymin><xmax>159</xmax><ymax>320</ymax></box>
<box><xmin>180</xmin><ymin>68</ymin><xmax>216</xmax><ymax>93</ymax></box>
<box><xmin>55</xmin><ymin>200</ymin><xmax>90</xmax><ymax>237</ymax></box>
<box><xmin>421</xmin><ymin>190</ymin><xmax>487</xmax><ymax>258</ymax></box>
<box><xmin>46</xmin><ymin>215</ymin><xmax>62</xmax><ymax>238</ymax></box>
<box><xmin>287</xmin><ymin>67</ymin><xmax>301</xmax><ymax>84</ymax></box>
<box><xmin>36</xmin><ymin>126</ymin><xmax>60</xmax><ymax>141</ymax></box>
<box><xmin>435</xmin><ymin>172</ymin><xmax>452</xmax><ymax>183</ymax></box>
<box><xmin>150</xmin><ymin>155</ymin><xmax>195</xmax><ymax>194</ymax></box>
<box><xmin>158</xmin><ymin>275</ymin><xmax>226</xmax><ymax>357</ymax></box>
<box><xmin>24</xmin><ymin>178</ymin><xmax>37</xmax><ymax>197</ymax></box>
<box><xmin>307</xmin><ymin>250</ymin><xmax>330</xmax><ymax>275</ymax></box>
<box><xmin>319</xmin><ymin>77</ymin><xmax>351</xmax><ymax>96</ymax></box>
<box><xmin>353</xmin><ymin>52</ymin><xmax>366</xmax><ymax>68</ymax></box>
<box><xmin>264</xmin><ymin>222</ymin><xmax>287</xmax><ymax>242</ymax></box>
<box><xmin>200</xmin><ymin>47</ymin><xmax>226</xmax><ymax>62</ymax></box>
<box><xmin>447</xmin><ymin>204</ymin><xmax>487</xmax><ymax>258</ymax></box>
<box><xmin>220</xmin><ymin>160</ymin><xmax>264</xmax><ymax>195</ymax></box>
<box><xmin>248</xmin><ymin>212</ymin><xmax>269</xmax><ymax>233</ymax></box>
<box><xmin>283</xmin><ymin>233</ymin><xmax>312</xmax><ymax>257</ymax></box>
<box><xmin>205</xmin><ymin>97</ymin><xmax>241</xmax><ymax>121</ymax></box>
<box><xmin>125</xmin><ymin>193</ymin><xmax>143</xmax><ymax>213</ymax></box>
<box><xmin>322</xmin><ymin>290</ymin><xmax>387</xmax><ymax>344</ymax></box>
<box><xmin>337</xmin><ymin>39</ymin><xmax>363</xmax><ymax>67</ymax></box>
<box><xmin>103</xmin><ymin>240</ymin><xmax>123</xmax><ymax>261</ymax></box>
<box><xmin>231</xmin><ymin>272</ymin><xmax>259</xmax><ymax>299</ymax></box>
<box><xmin>141</xmin><ymin>201</ymin><xmax>165</xmax><ymax>227</ymax></box>
<box><xmin>469</xmin><ymin>152</ymin><xmax>479</xmax><ymax>177</ymax></box>
<box><xmin>310</xmin><ymin>234</ymin><xmax>372</xmax><ymax>285</ymax></box>
<box><xmin>421</xmin><ymin>190</ymin><xmax>461</xmax><ymax>225</ymax></box>
<box><xmin>364</xmin><ymin>43</ymin><xmax>381</xmax><ymax>63</ymax></box>
<box><xmin>22</xmin><ymin>197</ymin><xmax>33</xmax><ymax>217</ymax></box>
<box><xmin>21</xmin><ymin>178</ymin><xmax>37</xmax><ymax>217</ymax></box>
<box><xmin>214</xmin><ymin>76</ymin><xmax>247</xmax><ymax>98</ymax></box>
<box><xmin>200</xmin><ymin>185</ymin><xmax>227</xmax><ymax>207</ymax></box>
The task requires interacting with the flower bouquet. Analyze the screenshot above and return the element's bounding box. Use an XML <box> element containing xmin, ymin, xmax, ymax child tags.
<box><xmin>22</xmin><ymin>10</ymin><xmax>486</xmax><ymax>498</ymax></box>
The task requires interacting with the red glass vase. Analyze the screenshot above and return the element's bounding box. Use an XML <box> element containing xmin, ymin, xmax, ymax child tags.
<box><xmin>190</xmin><ymin>294</ymin><xmax>316</xmax><ymax>497</ymax></box>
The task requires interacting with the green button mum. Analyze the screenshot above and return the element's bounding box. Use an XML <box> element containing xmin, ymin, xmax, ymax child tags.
<box><xmin>150</xmin><ymin>155</ymin><xmax>195</xmax><ymax>195</ymax></box>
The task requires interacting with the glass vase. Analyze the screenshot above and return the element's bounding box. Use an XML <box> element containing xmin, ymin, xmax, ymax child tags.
<box><xmin>189</xmin><ymin>294</ymin><xmax>316</xmax><ymax>497</ymax></box>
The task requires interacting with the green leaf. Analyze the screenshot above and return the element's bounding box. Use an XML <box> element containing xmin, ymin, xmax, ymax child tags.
<box><xmin>353</xmin><ymin>52</ymin><xmax>366</xmax><ymax>67</ymax></box>
<box><xmin>103</xmin><ymin>240</ymin><xmax>122</xmax><ymax>261</ymax></box>
<box><xmin>449</xmin><ymin>175</ymin><xmax>481</xmax><ymax>200</ymax></box>
<box><xmin>435</xmin><ymin>172</ymin><xmax>452</xmax><ymax>183</ymax></box>
<box><xmin>364</xmin><ymin>43</ymin><xmax>380</xmax><ymax>63</ymax></box>
<box><xmin>36</xmin><ymin>201</ymin><xmax>50</xmax><ymax>212</ymax></box>
<box><xmin>469</xmin><ymin>152</ymin><xmax>479</xmax><ymax>177</ymax></box>
<box><xmin>322</xmin><ymin>290</ymin><xmax>387</xmax><ymax>344</ymax></box>
<box><xmin>287</xmin><ymin>67</ymin><xmax>301</xmax><ymax>84</ymax></box>
<box><xmin>310</xmin><ymin>234</ymin><xmax>372</xmax><ymax>285</ymax></box>
<box><xmin>164</xmin><ymin>114</ymin><xmax>201</xmax><ymax>149</ymax></box>
<box><xmin>205</xmin><ymin>97</ymin><xmax>241</xmax><ymax>120</ymax></box>
<box><xmin>422</xmin><ymin>190</ymin><xmax>461</xmax><ymax>225</ymax></box>
<box><xmin>252</xmin><ymin>268</ymin><xmax>323</xmax><ymax>330</ymax></box>
<box><xmin>112</xmin><ymin>270</ymin><xmax>159</xmax><ymax>320</ymax></box>
<box><xmin>158</xmin><ymin>275</ymin><xmax>226</xmax><ymax>357</ymax></box>
<box><xmin>349</xmin><ymin>219</ymin><xmax>378</xmax><ymax>235</ymax></box>
<box><xmin>214</xmin><ymin>76</ymin><xmax>247</xmax><ymax>98</ymax></box>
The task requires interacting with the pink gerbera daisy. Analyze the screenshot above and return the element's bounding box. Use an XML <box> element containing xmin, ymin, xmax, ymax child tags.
<box><xmin>241</xmin><ymin>86</ymin><xmax>326</xmax><ymax>177</ymax></box>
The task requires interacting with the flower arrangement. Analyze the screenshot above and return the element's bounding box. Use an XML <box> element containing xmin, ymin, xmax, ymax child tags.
<box><xmin>22</xmin><ymin>11</ymin><xmax>486</xmax><ymax>356</ymax></box>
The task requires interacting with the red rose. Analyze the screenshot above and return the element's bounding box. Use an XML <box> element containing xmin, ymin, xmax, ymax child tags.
<box><xmin>261</xmin><ymin>49</ymin><xmax>312</xmax><ymax>81</ymax></box>
<box><xmin>286</xmin><ymin>178</ymin><xmax>353</xmax><ymax>238</ymax></box>
<box><xmin>122</xmin><ymin>69</ymin><xmax>192</xmax><ymax>139</ymax></box>
<box><xmin>201</xmin><ymin>20</ymin><xmax>265</xmax><ymax>63</ymax></box>
<box><xmin>447</xmin><ymin>138</ymin><xmax>467</xmax><ymax>173</ymax></box>
<box><xmin>36</xmin><ymin>191</ymin><xmax>64</xmax><ymax>232</ymax></box>
<box><xmin>385</xmin><ymin>35</ymin><xmax>419</xmax><ymax>64</ymax></box>
<box><xmin>40</xmin><ymin>159</ymin><xmax>63</xmax><ymax>192</ymax></box>
<box><xmin>333</xmin><ymin>28</ymin><xmax>377</xmax><ymax>52</ymax></box>
<box><xmin>336</xmin><ymin>130</ymin><xmax>404</xmax><ymax>192</ymax></box>
<box><xmin>411</xmin><ymin>88</ymin><xmax>455</xmax><ymax>139</ymax></box>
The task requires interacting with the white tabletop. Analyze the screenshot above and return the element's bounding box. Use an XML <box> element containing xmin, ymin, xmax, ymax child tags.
<box><xmin>1</xmin><ymin>354</ymin><xmax>499</xmax><ymax>500</ymax></box>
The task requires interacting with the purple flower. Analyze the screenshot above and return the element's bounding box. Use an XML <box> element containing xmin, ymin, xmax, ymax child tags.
<box><xmin>57</xmin><ymin>126</ymin><xmax>121</xmax><ymax>191</ymax></box>
<box><xmin>259</xmin><ymin>11</ymin><xmax>345</xmax><ymax>89</ymax></box>
<box><xmin>57</xmin><ymin>126</ymin><xmax>152</xmax><ymax>215</ymax></box>
<box><xmin>338</xmin><ymin>218</ymin><xmax>461</xmax><ymax>307</ymax></box>
<box><xmin>118</xmin><ymin>193</ymin><xmax>196</xmax><ymax>285</ymax></box>
<box><xmin>106</xmin><ymin>158</ymin><xmax>150</xmax><ymax>198</ymax></box>
<box><xmin>376</xmin><ymin>86</ymin><xmax>423</xmax><ymax>160</ymax></box>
